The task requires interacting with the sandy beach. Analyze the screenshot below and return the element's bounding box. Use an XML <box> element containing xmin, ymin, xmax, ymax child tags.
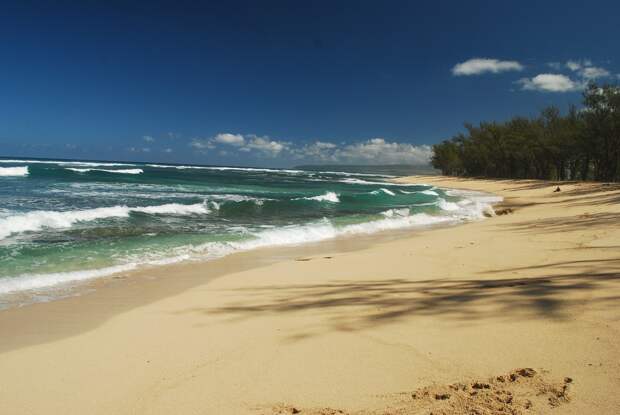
<box><xmin>1</xmin><ymin>176</ymin><xmax>619</xmax><ymax>414</ymax></box>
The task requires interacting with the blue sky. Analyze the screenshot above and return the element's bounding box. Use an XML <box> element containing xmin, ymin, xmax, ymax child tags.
<box><xmin>1</xmin><ymin>0</ymin><xmax>619</xmax><ymax>167</ymax></box>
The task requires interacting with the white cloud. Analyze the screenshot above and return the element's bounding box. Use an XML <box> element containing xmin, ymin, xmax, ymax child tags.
<box><xmin>517</xmin><ymin>74</ymin><xmax>581</xmax><ymax>92</ymax></box>
<box><xmin>565</xmin><ymin>59</ymin><xmax>610</xmax><ymax>80</ymax></box>
<box><xmin>163</xmin><ymin>148</ymin><xmax>173</xmax><ymax>153</ymax></box>
<box><xmin>142</xmin><ymin>135</ymin><xmax>155</xmax><ymax>143</ymax></box>
<box><xmin>312</xmin><ymin>141</ymin><xmax>337</xmax><ymax>150</ymax></box>
<box><xmin>520</xmin><ymin>60</ymin><xmax>612</xmax><ymax>93</ymax></box>
<box><xmin>292</xmin><ymin>141</ymin><xmax>339</xmax><ymax>161</ymax></box>
<box><xmin>334</xmin><ymin>138</ymin><xmax>432</xmax><ymax>165</ymax></box>
<box><xmin>213</xmin><ymin>133</ymin><xmax>245</xmax><ymax>146</ymax></box>
<box><xmin>292</xmin><ymin>138</ymin><xmax>432</xmax><ymax>165</ymax></box>
<box><xmin>244</xmin><ymin>135</ymin><xmax>289</xmax><ymax>156</ymax></box>
<box><xmin>566</xmin><ymin>60</ymin><xmax>583</xmax><ymax>71</ymax></box>
<box><xmin>191</xmin><ymin>133</ymin><xmax>432</xmax><ymax>165</ymax></box>
<box><xmin>128</xmin><ymin>147</ymin><xmax>151</xmax><ymax>153</ymax></box>
<box><xmin>452</xmin><ymin>58</ymin><xmax>524</xmax><ymax>76</ymax></box>
<box><xmin>192</xmin><ymin>133</ymin><xmax>290</xmax><ymax>157</ymax></box>
<box><xmin>190</xmin><ymin>138</ymin><xmax>215</xmax><ymax>151</ymax></box>
<box><xmin>581</xmin><ymin>66</ymin><xmax>610</xmax><ymax>80</ymax></box>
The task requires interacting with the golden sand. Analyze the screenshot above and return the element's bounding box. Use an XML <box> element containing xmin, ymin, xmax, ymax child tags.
<box><xmin>1</xmin><ymin>176</ymin><xmax>619</xmax><ymax>414</ymax></box>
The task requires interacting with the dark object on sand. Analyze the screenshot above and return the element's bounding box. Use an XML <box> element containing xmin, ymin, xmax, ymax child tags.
<box><xmin>495</xmin><ymin>208</ymin><xmax>514</xmax><ymax>215</ymax></box>
<box><xmin>554</xmin><ymin>186</ymin><xmax>561</xmax><ymax>192</ymax></box>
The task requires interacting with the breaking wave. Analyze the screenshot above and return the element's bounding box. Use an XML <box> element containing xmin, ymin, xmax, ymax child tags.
<box><xmin>0</xmin><ymin>190</ymin><xmax>501</xmax><ymax>295</ymax></box>
<box><xmin>0</xmin><ymin>158</ymin><xmax>505</xmax><ymax>300</ymax></box>
<box><xmin>66</xmin><ymin>168</ymin><xmax>144</xmax><ymax>174</ymax></box>
<box><xmin>0</xmin><ymin>202</ymin><xmax>210</xmax><ymax>240</ymax></box>
<box><xmin>371</xmin><ymin>188</ymin><xmax>396</xmax><ymax>196</ymax></box>
<box><xmin>0</xmin><ymin>159</ymin><xmax>136</xmax><ymax>167</ymax></box>
<box><xmin>295</xmin><ymin>191</ymin><xmax>340</xmax><ymax>203</ymax></box>
<box><xmin>0</xmin><ymin>166</ymin><xmax>29</xmax><ymax>176</ymax></box>
<box><xmin>147</xmin><ymin>164</ymin><xmax>393</xmax><ymax>178</ymax></box>
<box><xmin>0</xmin><ymin>264</ymin><xmax>138</xmax><ymax>295</ymax></box>
<box><xmin>420</xmin><ymin>189</ymin><xmax>439</xmax><ymax>196</ymax></box>
<box><xmin>339</xmin><ymin>178</ymin><xmax>420</xmax><ymax>186</ymax></box>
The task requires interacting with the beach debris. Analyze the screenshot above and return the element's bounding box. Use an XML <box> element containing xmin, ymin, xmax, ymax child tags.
<box><xmin>554</xmin><ymin>186</ymin><xmax>561</xmax><ymax>192</ymax></box>
<box><xmin>263</xmin><ymin>368</ymin><xmax>573</xmax><ymax>414</ymax></box>
<box><xmin>267</xmin><ymin>405</ymin><xmax>300</xmax><ymax>414</ymax></box>
<box><xmin>516</xmin><ymin>368</ymin><xmax>536</xmax><ymax>377</ymax></box>
<box><xmin>295</xmin><ymin>256</ymin><xmax>333</xmax><ymax>262</ymax></box>
<box><xmin>481</xmin><ymin>205</ymin><xmax>497</xmax><ymax>217</ymax></box>
<box><xmin>404</xmin><ymin>368</ymin><xmax>571</xmax><ymax>414</ymax></box>
<box><xmin>485</xmin><ymin>206</ymin><xmax>514</xmax><ymax>217</ymax></box>
<box><xmin>268</xmin><ymin>405</ymin><xmax>346</xmax><ymax>414</ymax></box>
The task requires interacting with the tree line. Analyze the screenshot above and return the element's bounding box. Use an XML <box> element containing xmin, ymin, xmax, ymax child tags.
<box><xmin>431</xmin><ymin>83</ymin><xmax>620</xmax><ymax>182</ymax></box>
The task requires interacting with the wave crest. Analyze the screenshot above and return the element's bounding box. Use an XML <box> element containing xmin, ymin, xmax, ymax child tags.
<box><xmin>0</xmin><ymin>159</ymin><xmax>135</xmax><ymax>167</ymax></box>
<box><xmin>0</xmin><ymin>166</ymin><xmax>28</xmax><ymax>176</ymax></box>
<box><xmin>420</xmin><ymin>189</ymin><xmax>439</xmax><ymax>196</ymax></box>
<box><xmin>371</xmin><ymin>188</ymin><xmax>396</xmax><ymax>196</ymax></box>
<box><xmin>0</xmin><ymin>203</ymin><xmax>210</xmax><ymax>240</ymax></box>
<box><xmin>67</xmin><ymin>168</ymin><xmax>143</xmax><ymax>174</ymax></box>
<box><xmin>295</xmin><ymin>191</ymin><xmax>340</xmax><ymax>203</ymax></box>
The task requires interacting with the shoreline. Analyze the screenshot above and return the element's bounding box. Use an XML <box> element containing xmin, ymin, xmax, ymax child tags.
<box><xmin>0</xmin><ymin>218</ymin><xmax>469</xmax><ymax>352</ymax></box>
<box><xmin>0</xmin><ymin>180</ymin><xmax>499</xmax><ymax>311</ymax></box>
<box><xmin>0</xmin><ymin>180</ymin><xmax>495</xmax><ymax>351</ymax></box>
<box><xmin>1</xmin><ymin>176</ymin><xmax>619</xmax><ymax>414</ymax></box>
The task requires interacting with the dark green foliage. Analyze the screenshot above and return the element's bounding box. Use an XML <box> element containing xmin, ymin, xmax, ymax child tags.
<box><xmin>431</xmin><ymin>83</ymin><xmax>620</xmax><ymax>182</ymax></box>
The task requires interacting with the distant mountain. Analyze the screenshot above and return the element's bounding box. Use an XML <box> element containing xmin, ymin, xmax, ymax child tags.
<box><xmin>294</xmin><ymin>164</ymin><xmax>439</xmax><ymax>176</ymax></box>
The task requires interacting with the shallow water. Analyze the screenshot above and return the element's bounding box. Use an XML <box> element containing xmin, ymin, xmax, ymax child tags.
<box><xmin>0</xmin><ymin>158</ymin><xmax>501</xmax><ymax>301</ymax></box>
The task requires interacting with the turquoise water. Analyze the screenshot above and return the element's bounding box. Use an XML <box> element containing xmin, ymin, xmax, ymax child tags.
<box><xmin>0</xmin><ymin>158</ymin><xmax>500</xmax><ymax>299</ymax></box>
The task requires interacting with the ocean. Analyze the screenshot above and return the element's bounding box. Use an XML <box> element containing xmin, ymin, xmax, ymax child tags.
<box><xmin>0</xmin><ymin>158</ymin><xmax>501</xmax><ymax>306</ymax></box>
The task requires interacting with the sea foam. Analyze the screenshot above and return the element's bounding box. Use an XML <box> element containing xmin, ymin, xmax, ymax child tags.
<box><xmin>371</xmin><ymin>188</ymin><xmax>396</xmax><ymax>196</ymax></box>
<box><xmin>0</xmin><ymin>159</ymin><xmax>136</xmax><ymax>167</ymax></box>
<box><xmin>66</xmin><ymin>168</ymin><xmax>144</xmax><ymax>174</ymax></box>
<box><xmin>0</xmin><ymin>264</ymin><xmax>138</xmax><ymax>295</ymax></box>
<box><xmin>0</xmin><ymin>189</ymin><xmax>502</xmax><ymax>296</ymax></box>
<box><xmin>295</xmin><ymin>191</ymin><xmax>340</xmax><ymax>203</ymax></box>
<box><xmin>0</xmin><ymin>166</ymin><xmax>29</xmax><ymax>176</ymax></box>
<box><xmin>146</xmin><ymin>164</ymin><xmax>392</xmax><ymax>177</ymax></box>
<box><xmin>420</xmin><ymin>189</ymin><xmax>439</xmax><ymax>196</ymax></box>
<box><xmin>0</xmin><ymin>202</ymin><xmax>210</xmax><ymax>240</ymax></box>
<box><xmin>339</xmin><ymin>178</ymin><xmax>417</xmax><ymax>186</ymax></box>
<box><xmin>147</xmin><ymin>164</ymin><xmax>305</xmax><ymax>175</ymax></box>
<box><xmin>0</xmin><ymin>166</ymin><xmax>504</xmax><ymax>300</ymax></box>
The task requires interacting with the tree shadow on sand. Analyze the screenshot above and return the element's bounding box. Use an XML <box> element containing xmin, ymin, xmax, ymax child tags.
<box><xmin>554</xmin><ymin>183</ymin><xmax>620</xmax><ymax>207</ymax></box>
<box><xmin>503</xmin><ymin>212</ymin><xmax>620</xmax><ymax>234</ymax></box>
<box><xmin>172</xmin><ymin>184</ymin><xmax>620</xmax><ymax>340</ymax></box>
<box><xmin>177</xmin><ymin>258</ymin><xmax>620</xmax><ymax>340</ymax></box>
